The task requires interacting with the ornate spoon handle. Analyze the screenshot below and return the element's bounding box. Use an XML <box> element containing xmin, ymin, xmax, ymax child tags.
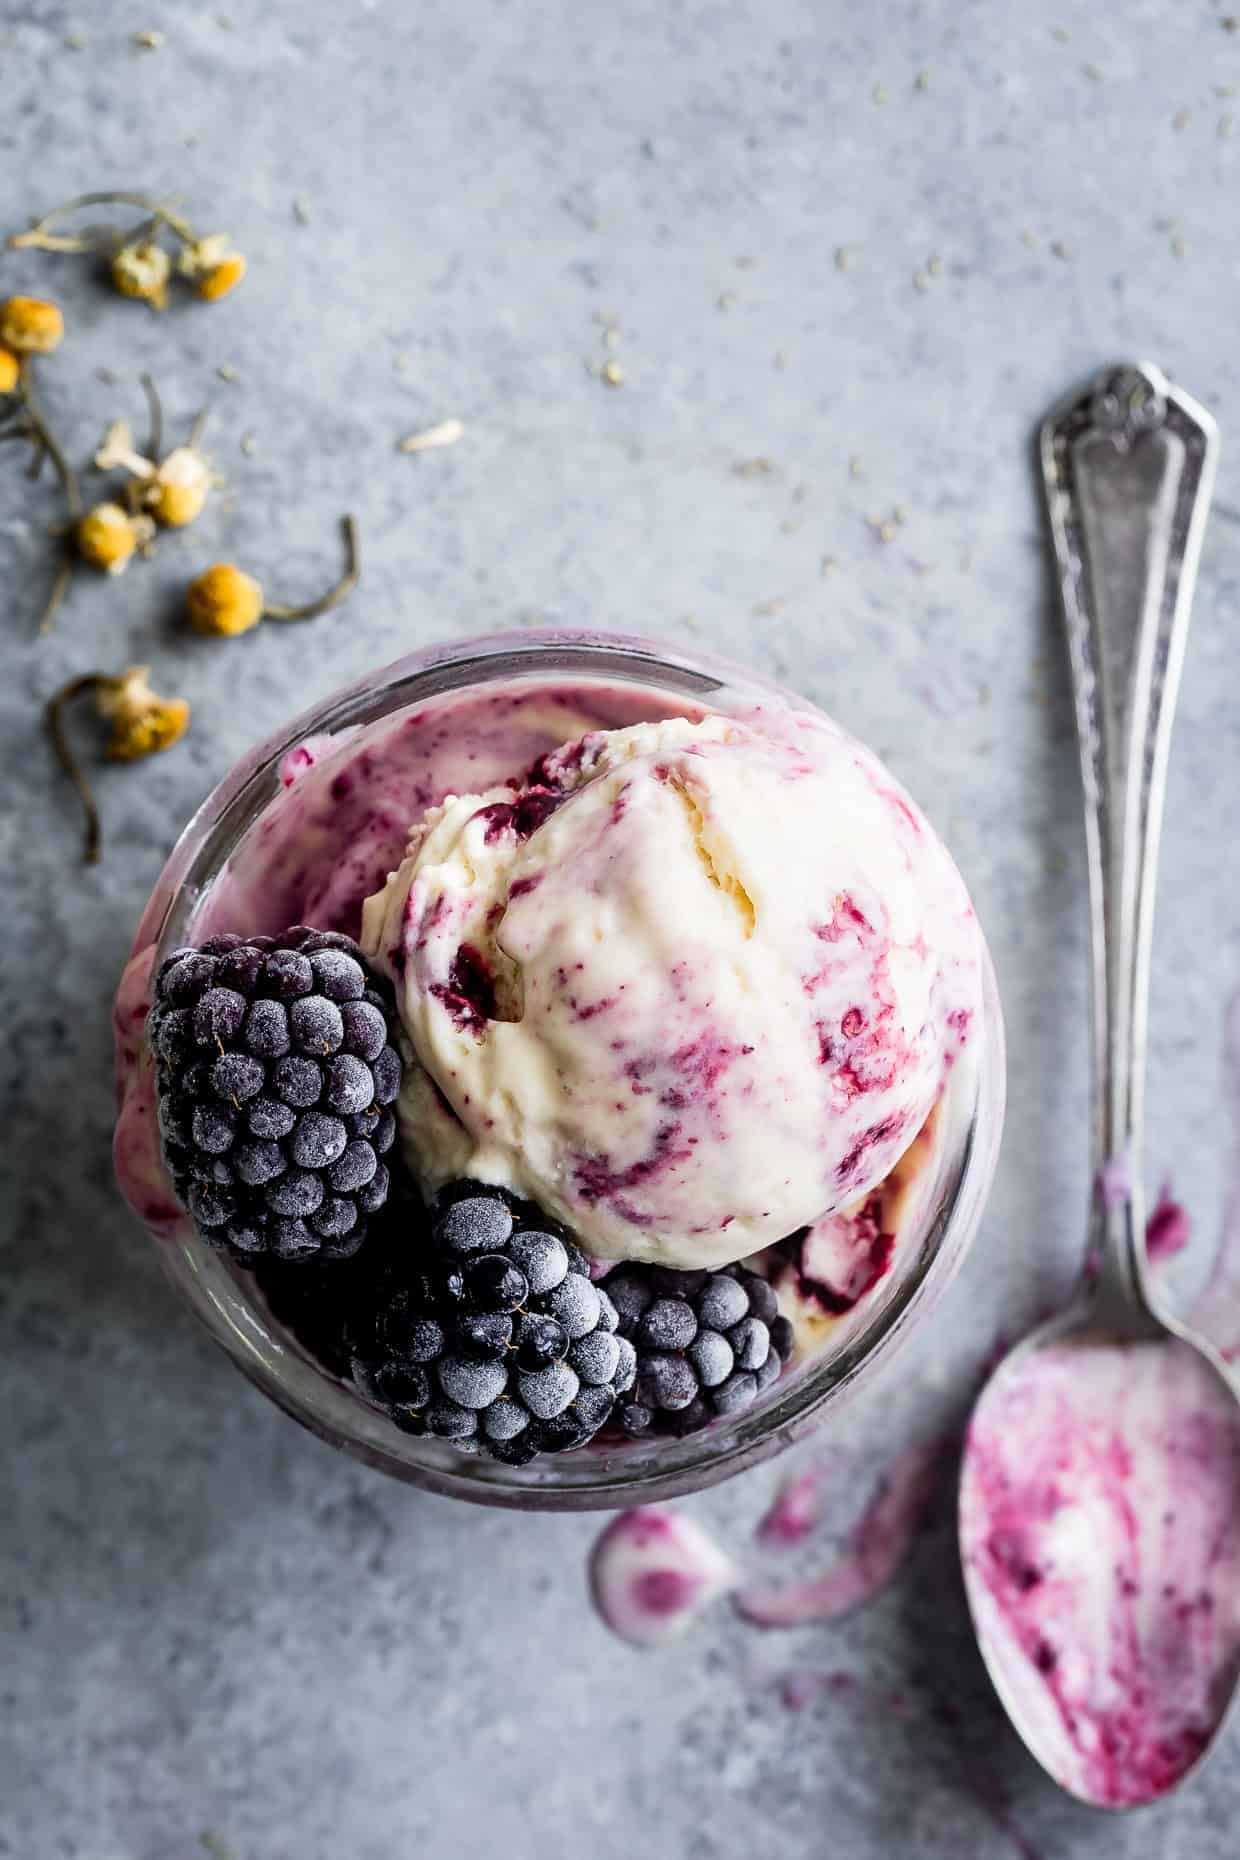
<box><xmin>1040</xmin><ymin>363</ymin><xmax>1218</xmax><ymax>1331</ymax></box>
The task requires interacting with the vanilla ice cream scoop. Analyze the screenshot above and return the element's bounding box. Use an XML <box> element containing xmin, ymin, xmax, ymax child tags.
<box><xmin>362</xmin><ymin>708</ymin><xmax>980</xmax><ymax>1267</ymax></box>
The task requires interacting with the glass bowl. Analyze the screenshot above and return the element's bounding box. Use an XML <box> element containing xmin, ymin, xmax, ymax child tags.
<box><xmin>117</xmin><ymin>629</ymin><xmax>1006</xmax><ymax>1511</ymax></box>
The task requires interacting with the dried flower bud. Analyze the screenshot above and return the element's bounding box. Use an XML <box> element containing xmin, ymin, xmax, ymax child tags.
<box><xmin>0</xmin><ymin>346</ymin><xmax>18</xmax><ymax>394</ymax></box>
<box><xmin>76</xmin><ymin>502</ymin><xmax>154</xmax><ymax>575</ymax></box>
<box><xmin>185</xmin><ymin>561</ymin><xmax>266</xmax><ymax>636</ymax></box>
<box><xmin>0</xmin><ymin>294</ymin><xmax>64</xmax><ymax>354</ymax></box>
<box><xmin>197</xmin><ymin>252</ymin><xmax>247</xmax><ymax>301</ymax></box>
<box><xmin>96</xmin><ymin>666</ymin><xmax>191</xmax><ymax>761</ymax></box>
<box><xmin>111</xmin><ymin>239</ymin><xmax>172</xmax><ymax>310</ymax></box>
<box><xmin>178</xmin><ymin>233</ymin><xmax>247</xmax><ymax>301</ymax></box>
<box><xmin>47</xmin><ymin>664</ymin><xmax>192</xmax><ymax>863</ymax></box>
<box><xmin>145</xmin><ymin>445</ymin><xmax>211</xmax><ymax>527</ymax></box>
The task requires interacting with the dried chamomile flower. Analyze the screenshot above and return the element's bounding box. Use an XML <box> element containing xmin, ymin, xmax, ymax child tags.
<box><xmin>0</xmin><ymin>347</ymin><xmax>18</xmax><ymax>394</ymax></box>
<box><xmin>12</xmin><ymin>193</ymin><xmax>247</xmax><ymax>307</ymax></box>
<box><xmin>95</xmin><ymin>408</ymin><xmax>216</xmax><ymax>529</ymax></box>
<box><xmin>147</xmin><ymin>445</ymin><xmax>212</xmax><ymax>526</ymax></box>
<box><xmin>46</xmin><ymin>665</ymin><xmax>190</xmax><ymax>864</ymax></box>
<box><xmin>98</xmin><ymin>666</ymin><xmax>190</xmax><ymax>760</ymax></box>
<box><xmin>185</xmin><ymin>515</ymin><xmax>359</xmax><ymax>639</ymax></box>
<box><xmin>0</xmin><ymin>294</ymin><xmax>64</xmax><ymax>354</ymax></box>
<box><xmin>111</xmin><ymin>238</ymin><xmax>172</xmax><ymax>309</ymax></box>
<box><xmin>186</xmin><ymin>561</ymin><xmax>264</xmax><ymax>636</ymax></box>
<box><xmin>178</xmin><ymin>233</ymin><xmax>247</xmax><ymax>301</ymax></box>
<box><xmin>76</xmin><ymin>502</ymin><xmax>155</xmax><ymax>574</ymax></box>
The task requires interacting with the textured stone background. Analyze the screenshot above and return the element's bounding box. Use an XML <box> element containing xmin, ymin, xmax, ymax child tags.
<box><xmin>3</xmin><ymin>1</ymin><xmax>1240</xmax><ymax>1855</ymax></box>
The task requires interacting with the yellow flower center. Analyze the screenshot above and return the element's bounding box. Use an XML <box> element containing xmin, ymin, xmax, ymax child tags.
<box><xmin>0</xmin><ymin>295</ymin><xmax>64</xmax><ymax>354</ymax></box>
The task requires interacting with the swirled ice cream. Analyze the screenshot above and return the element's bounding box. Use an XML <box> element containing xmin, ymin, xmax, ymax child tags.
<box><xmin>362</xmin><ymin>706</ymin><xmax>980</xmax><ymax>1267</ymax></box>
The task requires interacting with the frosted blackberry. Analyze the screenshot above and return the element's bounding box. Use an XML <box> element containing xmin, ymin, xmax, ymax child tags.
<box><xmin>149</xmin><ymin>926</ymin><xmax>405</xmax><ymax>1262</ymax></box>
<box><xmin>347</xmin><ymin>1182</ymin><xmax>623</xmax><ymax>1462</ymax></box>
<box><xmin>598</xmin><ymin>1258</ymin><xmax>795</xmax><ymax>1439</ymax></box>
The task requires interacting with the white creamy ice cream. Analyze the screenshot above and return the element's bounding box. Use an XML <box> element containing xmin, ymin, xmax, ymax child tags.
<box><xmin>362</xmin><ymin>707</ymin><xmax>980</xmax><ymax>1267</ymax></box>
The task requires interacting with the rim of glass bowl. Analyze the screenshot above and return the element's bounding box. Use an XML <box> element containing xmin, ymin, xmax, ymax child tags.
<box><xmin>142</xmin><ymin>627</ymin><xmax>1007</xmax><ymax>1511</ymax></box>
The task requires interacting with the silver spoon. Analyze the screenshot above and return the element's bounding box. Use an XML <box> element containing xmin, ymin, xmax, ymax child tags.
<box><xmin>959</xmin><ymin>362</ymin><xmax>1240</xmax><ymax>1808</ymax></box>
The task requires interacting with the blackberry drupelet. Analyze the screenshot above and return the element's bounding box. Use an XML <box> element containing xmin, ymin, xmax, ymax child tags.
<box><xmin>600</xmin><ymin>1263</ymin><xmax>796</xmax><ymax>1439</ymax></box>
<box><xmin>346</xmin><ymin>1182</ymin><xmax>626</xmax><ymax>1464</ymax></box>
<box><xmin>149</xmin><ymin>927</ymin><xmax>404</xmax><ymax>1263</ymax></box>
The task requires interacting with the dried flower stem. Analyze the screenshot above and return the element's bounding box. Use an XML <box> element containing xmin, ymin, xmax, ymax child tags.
<box><xmin>46</xmin><ymin>673</ymin><xmax>104</xmax><ymax>863</ymax></box>
<box><xmin>38</xmin><ymin>557</ymin><xmax>75</xmax><ymax>637</ymax></box>
<box><xmin>10</xmin><ymin>191</ymin><xmax>196</xmax><ymax>254</ymax></box>
<box><xmin>264</xmin><ymin>515</ymin><xmax>361</xmax><ymax>622</ymax></box>
<box><xmin>17</xmin><ymin>358</ymin><xmax>81</xmax><ymax>516</ymax></box>
<box><xmin>141</xmin><ymin>372</ymin><xmax>163</xmax><ymax>460</ymax></box>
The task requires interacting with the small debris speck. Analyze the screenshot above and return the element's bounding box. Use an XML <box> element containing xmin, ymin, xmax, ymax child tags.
<box><xmin>927</xmin><ymin>254</ymin><xmax>943</xmax><ymax>277</ymax></box>
<box><xmin>752</xmin><ymin>597</ymin><xmax>785</xmax><ymax>617</ymax></box>
<box><xmin>872</xmin><ymin>83</ymin><xmax>888</xmax><ymax>105</ymax></box>
<box><xmin>603</xmin><ymin>325</ymin><xmax>621</xmax><ymax>349</ymax></box>
<box><xmin>834</xmin><ymin>245</ymin><xmax>851</xmax><ymax>272</ymax></box>
<box><xmin>1170</xmin><ymin>234</ymin><xmax>1186</xmax><ymax>258</ymax></box>
<box><xmin>1223</xmin><ymin>15</ymin><xmax>1239</xmax><ymax>32</ymax></box>
<box><xmin>1220</xmin><ymin>113</ymin><xmax>1235</xmax><ymax>140</ymax></box>
<box><xmin>293</xmin><ymin>197</ymin><xmax>311</xmax><ymax>226</ymax></box>
<box><xmin>868</xmin><ymin>511</ymin><xmax>903</xmax><ymax>544</ymax></box>
<box><xmin>717</xmin><ymin>290</ymin><xmax>737</xmax><ymax>311</ymax></box>
<box><xmin>779</xmin><ymin>518</ymin><xmax>800</xmax><ymax>534</ymax></box>
<box><xmin>849</xmin><ymin>455</ymin><xmax>865</xmax><ymax>481</ymax></box>
<box><xmin>240</xmin><ymin>432</ymin><xmax>258</xmax><ymax>457</ymax></box>
<box><xmin>735</xmin><ymin>256</ymin><xmax>756</xmax><ymax>271</ymax></box>
<box><xmin>592</xmin><ymin>308</ymin><xmax>620</xmax><ymax>330</ymax></box>
<box><xmin>216</xmin><ymin>363</ymin><xmax>240</xmax><ymax>383</ymax></box>
<box><xmin>1020</xmin><ymin>228</ymin><xmax>1039</xmax><ymax>249</ymax></box>
<box><xmin>392</xmin><ymin>351</ymin><xmax>411</xmax><ymax>373</ymax></box>
<box><xmin>733</xmin><ymin>458</ymin><xmax>776</xmax><ymax>479</ymax></box>
<box><xmin>1050</xmin><ymin>239</ymin><xmax>1072</xmax><ymax>261</ymax></box>
<box><xmin>64</xmin><ymin>31</ymin><xmax>87</xmax><ymax>49</ymax></box>
<box><xmin>913</xmin><ymin>269</ymin><xmax>931</xmax><ymax>292</ymax></box>
<box><xmin>1172</xmin><ymin>108</ymin><xmax>1191</xmax><ymax>132</ymax></box>
<box><xmin>914</xmin><ymin>70</ymin><xmax>930</xmax><ymax>91</ymax></box>
<box><xmin>893</xmin><ymin>503</ymin><xmax>908</xmax><ymax>524</ymax></box>
<box><xmin>96</xmin><ymin>366</ymin><xmax>117</xmax><ymax>385</ymax></box>
<box><xmin>1050</xmin><ymin>25</ymin><xmax>1069</xmax><ymax>42</ymax></box>
<box><xmin>820</xmin><ymin>554</ymin><xmax>838</xmax><ymax>577</ymax></box>
<box><xmin>1082</xmin><ymin>62</ymin><xmax>1102</xmax><ymax>81</ymax></box>
<box><xmin>792</xmin><ymin>483</ymin><xmax>809</xmax><ymax>505</ymax></box>
<box><xmin>772</xmin><ymin>350</ymin><xmax>788</xmax><ymax>371</ymax></box>
<box><xmin>601</xmin><ymin>359</ymin><xmax>625</xmax><ymax>388</ymax></box>
<box><xmin>680</xmin><ymin>612</ymin><xmax>701</xmax><ymax>632</ymax></box>
<box><xmin>1217</xmin><ymin>83</ymin><xmax>1237</xmax><ymax>98</ymax></box>
<box><xmin>398</xmin><ymin>417</ymin><xmax>465</xmax><ymax>454</ymax></box>
<box><xmin>134</xmin><ymin>28</ymin><xmax>164</xmax><ymax>49</ymax></box>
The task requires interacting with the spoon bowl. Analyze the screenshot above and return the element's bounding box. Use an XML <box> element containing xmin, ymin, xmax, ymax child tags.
<box><xmin>959</xmin><ymin>362</ymin><xmax>1240</xmax><ymax>1807</ymax></box>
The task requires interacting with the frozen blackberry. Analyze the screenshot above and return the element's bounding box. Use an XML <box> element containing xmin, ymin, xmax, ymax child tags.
<box><xmin>597</xmin><ymin>1258</ymin><xmax>794</xmax><ymax>1440</ymax></box>
<box><xmin>252</xmin><ymin>1213</ymin><xmax>401</xmax><ymax>1380</ymax></box>
<box><xmin>347</xmin><ymin>1182</ymin><xmax>623</xmax><ymax>1462</ymax></box>
<box><xmin>149</xmin><ymin>926</ymin><xmax>405</xmax><ymax>1262</ymax></box>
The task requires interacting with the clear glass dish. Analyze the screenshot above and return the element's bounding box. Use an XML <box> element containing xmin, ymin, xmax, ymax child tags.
<box><xmin>118</xmin><ymin>629</ymin><xmax>1006</xmax><ymax>1511</ymax></box>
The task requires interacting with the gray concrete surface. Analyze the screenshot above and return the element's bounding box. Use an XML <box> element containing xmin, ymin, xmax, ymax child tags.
<box><xmin>3</xmin><ymin>0</ymin><xmax>1240</xmax><ymax>1854</ymax></box>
